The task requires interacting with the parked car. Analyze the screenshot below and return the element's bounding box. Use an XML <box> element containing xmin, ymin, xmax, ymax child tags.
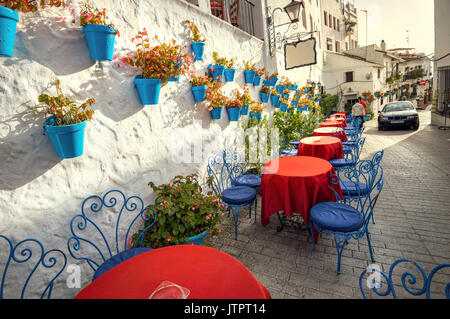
<box><xmin>378</xmin><ymin>101</ymin><xmax>419</xmax><ymax>131</ymax></box>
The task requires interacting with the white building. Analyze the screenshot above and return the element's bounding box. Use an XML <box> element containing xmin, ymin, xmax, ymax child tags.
<box><xmin>432</xmin><ymin>0</ymin><xmax>450</xmax><ymax>126</ymax></box>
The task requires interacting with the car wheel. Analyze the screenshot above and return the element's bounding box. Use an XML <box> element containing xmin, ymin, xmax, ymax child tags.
<box><xmin>413</xmin><ymin>123</ymin><xmax>419</xmax><ymax>130</ymax></box>
<box><xmin>378</xmin><ymin>125</ymin><xmax>383</xmax><ymax>131</ymax></box>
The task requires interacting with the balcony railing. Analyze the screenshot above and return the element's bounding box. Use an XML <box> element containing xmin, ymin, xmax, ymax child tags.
<box><xmin>210</xmin><ymin>0</ymin><xmax>256</xmax><ymax>36</ymax></box>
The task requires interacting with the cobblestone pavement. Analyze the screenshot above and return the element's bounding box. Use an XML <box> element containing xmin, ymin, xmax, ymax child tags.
<box><xmin>211</xmin><ymin>108</ymin><xmax>450</xmax><ymax>299</ymax></box>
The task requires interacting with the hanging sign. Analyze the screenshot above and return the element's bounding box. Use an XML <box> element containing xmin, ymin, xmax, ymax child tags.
<box><xmin>284</xmin><ymin>37</ymin><xmax>317</xmax><ymax>70</ymax></box>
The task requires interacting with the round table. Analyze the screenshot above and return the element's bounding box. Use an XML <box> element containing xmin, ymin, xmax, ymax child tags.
<box><xmin>330</xmin><ymin>114</ymin><xmax>346</xmax><ymax>120</ymax></box>
<box><xmin>297</xmin><ymin>136</ymin><xmax>344</xmax><ymax>160</ymax></box>
<box><xmin>320</xmin><ymin>120</ymin><xmax>346</xmax><ymax>128</ymax></box>
<box><xmin>259</xmin><ymin>156</ymin><xmax>343</xmax><ymax>242</ymax></box>
<box><xmin>313</xmin><ymin>127</ymin><xmax>348</xmax><ymax>142</ymax></box>
<box><xmin>75</xmin><ymin>245</ymin><xmax>271</xmax><ymax>299</ymax></box>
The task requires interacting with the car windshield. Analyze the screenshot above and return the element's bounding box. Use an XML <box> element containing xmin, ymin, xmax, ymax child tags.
<box><xmin>383</xmin><ymin>102</ymin><xmax>414</xmax><ymax>113</ymax></box>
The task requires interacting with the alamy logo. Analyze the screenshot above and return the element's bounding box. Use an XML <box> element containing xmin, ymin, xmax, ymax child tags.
<box><xmin>366</xmin><ymin>263</ymin><xmax>382</xmax><ymax>289</ymax></box>
<box><xmin>66</xmin><ymin>264</ymin><xmax>81</xmax><ymax>289</ymax></box>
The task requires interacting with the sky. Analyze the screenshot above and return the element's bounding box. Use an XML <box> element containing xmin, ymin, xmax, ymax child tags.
<box><xmin>353</xmin><ymin>0</ymin><xmax>435</xmax><ymax>55</ymax></box>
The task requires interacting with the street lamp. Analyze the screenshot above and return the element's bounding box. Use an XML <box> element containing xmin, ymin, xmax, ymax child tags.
<box><xmin>284</xmin><ymin>0</ymin><xmax>304</xmax><ymax>23</ymax></box>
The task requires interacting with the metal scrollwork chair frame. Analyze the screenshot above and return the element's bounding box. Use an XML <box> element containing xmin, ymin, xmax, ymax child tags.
<box><xmin>67</xmin><ymin>189</ymin><xmax>157</xmax><ymax>272</ymax></box>
<box><xmin>359</xmin><ymin>259</ymin><xmax>450</xmax><ymax>299</ymax></box>
<box><xmin>0</xmin><ymin>235</ymin><xmax>67</xmax><ymax>299</ymax></box>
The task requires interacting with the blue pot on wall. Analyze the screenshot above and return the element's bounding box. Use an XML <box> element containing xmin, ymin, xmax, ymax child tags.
<box><xmin>191</xmin><ymin>85</ymin><xmax>207</xmax><ymax>103</ymax></box>
<box><xmin>280</xmin><ymin>104</ymin><xmax>288</xmax><ymax>112</ymax></box>
<box><xmin>191</xmin><ymin>42</ymin><xmax>205</xmax><ymax>61</ymax></box>
<box><xmin>0</xmin><ymin>6</ymin><xmax>19</xmax><ymax>57</ymax></box>
<box><xmin>227</xmin><ymin>107</ymin><xmax>241</xmax><ymax>122</ymax></box>
<box><xmin>83</xmin><ymin>24</ymin><xmax>117</xmax><ymax>61</ymax></box>
<box><xmin>134</xmin><ymin>76</ymin><xmax>161</xmax><ymax>105</ymax></box>
<box><xmin>270</xmin><ymin>95</ymin><xmax>280</xmax><ymax>108</ymax></box>
<box><xmin>241</xmin><ymin>104</ymin><xmax>249</xmax><ymax>115</ymax></box>
<box><xmin>270</xmin><ymin>77</ymin><xmax>279</xmax><ymax>86</ymax></box>
<box><xmin>44</xmin><ymin>118</ymin><xmax>87</xmax><ymax>159</ymax></box>
<box><xmin>260</xmin><ymin>92</ymin><xmax>270</xmax><ymax>103</ymax></box>
<box><xmin>253</xmin><ymin>75</ymin><xmax>261</xmax><ymax>86</ymax></box>
<box><xmin>298</xmin><ymin>106</ymin><xmax>307</xmax><ymax>113</ymax></box>
<box><xmin>250</xmin><ymin>113</ymin><xmax>262</xmax><ymax>122</ymax></box>
<box><xmin>210</xmin><ymin>106</ymin><xmax>223</xmax><ymax>120</ymax></box>
<box><xmin>276</xmin><ymin>85</ymin><xmax>286</xmax><ymax>94</ymax></box>
<box><xmin>263</xmin><ymin>80</ymin><xmax>273</xmax><ymax>87</ymax></box>
<box><xmin>291</xmin><ymin>101</ymin><xmax>298</xmax><ymax>107</ymax></box>
<box><xmin>289</xmin><ymin>85</ymin><xmax>298</xmax><ymax>90</ymax></box>
<box><xmin>209</xmin><ymin>64</ymin><xmax>225</xmax><ymax>82</ymax></box>
<box><xmin>244</xmin><ymin>70</ymin><xmax>256</xmax><ymax>84</ymax></box>
<box><xmin>181</xmin><ymin>231</ymin><xmax>208</xmax><ymax>245</ymax></box>
<box><xmin>224</xmin><ymin>68</ymin><xmax>236</xmax><ymax>82</ymax></box>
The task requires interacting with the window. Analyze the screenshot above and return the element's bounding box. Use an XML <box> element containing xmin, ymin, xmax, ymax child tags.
<box><xmin>345</xmin><ymin>71</ymin><xmax>354</xmax><ymax>82</ymax></box>
<box><xmin>329</xmin><ymin>14</ymin><xmax>332</xmax><ymax>27</ymax></box>
<box><xmin>337</xmin><ymin>19</ymin><xmax>340</xmax><ymax>32</ymax></box>
<box><xmin>345</xmin><ymin>42</ymin><xmax>348</xmax><ymax>51</ymax></box>
<box><xmin>327</xmin><ymin>38</ymin><xmax>333</xmax><ymax>51</ymax></box>
<box><xmin>310</xmin><ymin>15</ymin><xmax>313</xmax><ymax>32</ymax></box>
<box><xmin>378</xmin><ymin>68</ymin><xmax>381</xmax><ymax>79</ymax></box>
<box><xmin>324</xmin><ymin>11</ymin><xmax>328</xmax><ymax>26</ymax></box>
<box><xmin>333</xmin><ymin>17</ymin><xmax>336</xmax><ymax>30</ymax></box>
<box><xmin>302</xmin><ymin>6</ymin><xmax>307</xmax><ymax>28</ymax></box>
<box><xmin>355</xmin><ymin>41</ymin><xmax>358</xmax><ymax>48</ymax></box>
<box><xmin>335</xmin><ymin>41</ymin><xmax>340</xmax><ymax>53</ymax></box>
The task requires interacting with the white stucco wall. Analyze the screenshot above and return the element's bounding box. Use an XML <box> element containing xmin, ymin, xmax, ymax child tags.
<box><xmin>0</xmin><ymin>0</ymin><xmax>277</xmax><ymax>298</ymax></box>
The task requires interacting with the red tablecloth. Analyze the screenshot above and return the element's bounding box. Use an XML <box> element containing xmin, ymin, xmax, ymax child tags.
<box><xmin>320</xmin><ymin>120</ymin><xmax>346</xmax><ymax>128</ymax></box>
<box><xmin>259</xmin><ymin>157</ymin><xmax>343</xmax><ymax>242</ymax></box>
<box><xmin>325</xmin><ymin>118</ymin><xmax>347</xmax><ymax>128</ymax></box>
<box><xmin>313</xmin><ymin>127</ymin><xmax>348</xmax><ymax>142</ymax></box>
<box><xmin>329</xmin><ymin>114</ymin><xmax>346</xmax><ymax>120</ymax></box>
<box><xmin>297</xmin><ymin>136</ymin><xmax>344</xmax><ymax>160</ymax></box>
<box><xmin>75</xmin><ymin>245</ymin><xmax>271</xmax><ymax>299</ymax></box>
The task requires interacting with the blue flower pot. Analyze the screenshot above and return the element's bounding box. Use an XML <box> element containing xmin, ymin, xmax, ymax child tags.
<box><xmin>224</xmin><ymin>68</ymin><xmax>236</xmax><ymax>82</ymax></box>
<box><xmin>209</xmin><ymin>64</ymin><xmax>225</xmax><ymax>82</ymax></box>
<box><xmin>180</xmin><ymin>230</ymin><xmax>208</xmax><ymax>245</ymax></box>
<box><xmin>45</xmin><ymin>119</ymin><xmax>87</xmax><ymax>159</ymax></box>
<box><xmin>0</xmin><ymin>6</ymin><xmax>19</xmax><ymax>57</ymax></box>
<box><xmin>270</xmin><ymin>77</ymin><xmax>278</xmax><ymax>86</ymax></box>
<box><xmin>270</xmin><ymin>95</ymin><xmax>280</xmax><ymax>108</ymax></box>
<box><xmin>260</xmin><ymin>92</ymin><xmax>270</xmax><ymax>103</ymax></box>
<box><xmin>210</xmin><ymin>106</ymin><xmax>223</xmax><ymax>120</ymax></box>
<box><xmin>263</xmin><ymin>80</ymin><xmax>273</xmax><ymax>87</ymax></box>
<box><xmin>289</xmin><ymin>85</ymin><xmax>298</xmax><ymax>90</ymax></box>
<box><xmin>276</xmin><ymin>85</ymin><xmax>286</xmax><ymax>95</ymax></box>
<box><xmin>250</xmin><ymin>113</ymin><xmax>262</xmax><ymax>122</ymax></box>
<box><xmin>253</xmin><ymin>75</ymin><xmax>261</xmax><ymax>86</ymax></box>
<box><xmin>291</xmin><ymin>101</ymin><xmax>298</xmax><ymax>107</ymax></box>
<box><xmin>191</xmin><ymin>85</ymin><xmax>207</xmax><ymax>103</ymax></box>
<box><xmin>227</xmin><ymin>107</ymin><xmax>241</xmax><ymax>122</ymax></box>
<box><xmin>280</xmin><ymin>104</ymin><xmax>288</xmax><ymax>112</ymax></box>
<box><xmin>191</xmin><ymin>42</ymin><xmax>205</xmax><ymax>61</ymax></box>
<box><xmin>83</xmin><ymin>24</ymin><xmax>116</xmax><ymax>61</ymax></box>
<box><xmin>134</xmin><ymin>76</ymin><xmax>161</xmax><ymax>105</ymax></box>
<box><xmin>244</xmin><ymin>70</ymin><xmax>256</xmax><ymax>84</ymax></box>
<box><xmin>241</xmin><ymin>104</ymin><xmax>249</xmax><ymax>115</ymax></box>
<box><xmin>297</xmin><ymin>106</ymin><xmax>307</xmax><ymax>113</ymax></box>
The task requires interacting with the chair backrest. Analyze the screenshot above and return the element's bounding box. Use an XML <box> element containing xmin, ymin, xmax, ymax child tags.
<box><xmin>0</xmin><ymin>235</ymin><xmax>67</xmax><ymax>299</ymax></box>
<box><xmin>359</xmin><ymin>259</ymin><xmax>450</xmax><ymax>299</ymax></box>
<box><xmin>67</xmin><ymin>190</ymin><xmax>157</xmax><ymax>272</ymax></box>
<box><xmin>206</xmin><ymin>150</ymin><xmax>247</xmax><ymax>194</ymax></box>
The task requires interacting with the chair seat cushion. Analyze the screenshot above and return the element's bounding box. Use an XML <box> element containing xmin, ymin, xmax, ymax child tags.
<box><xmin>221</xmin><ymin>186</ymin><xmax>256</xmax><ymax>205</ymax></box>
<box><xmin>281</xmin><ymin>149</ymin><xmax>298</xmax><ymax>157</ymax></box>
<box><xmin>329</xmin><ymin>158</ymin><xmax>355</xmax><ymax>167</ymax></box>
<box><xmin>343</xmin><ymin>146</ymin><xmax>353</xmax><ymax>153</ymax></box>
<box><xmin>289</xmin><ymin>140</ymin><xmax>300</xmax><ymax>147</ymax></box>
<box><xmin>93</xmin><ymin>247</ymin><xmax>152</xmax><ymax>281</ymax></box>
<box><xmin>340</xmin><ymin>181</ymin><xmax>370</xmax><ymax>196</ymax></box>
<box><xmin>234</xmin><ymin>175</ymin><xmax>261</xmax><ymax>188</ymax></box>
<box><xmin>310</xmin><ymin>202</ymin><xmax>364</xmax><ymax>233</ymax></box>
<box><xmin>342</xmin><ymin>141</ymin><xmax>357</xmax><ymax>146</ymax></box>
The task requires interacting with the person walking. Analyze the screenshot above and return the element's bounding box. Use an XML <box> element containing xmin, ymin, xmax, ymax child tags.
<box><xmin>352</xmin><ymin>98</ymin><xmax>365</xmax><ymax>129</ymax></box>
<box><xmin>359</xmin><ymin>97</ymin><xmax>367</xmax><ymax>116</ymax></box>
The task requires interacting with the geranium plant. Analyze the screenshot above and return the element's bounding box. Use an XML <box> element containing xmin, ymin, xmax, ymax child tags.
<box><xmin>269</xmin><ymin>87</ymin><xmax>280</xmax><ymax>96</ymax></box>
<box><xmin>255</xmin><ymin>68</ymin><xmax>265</xmax><ymax>77</ymax></box>
<box><xmin>236</xmin><ymin>85</ymin><xmax>253</xmax><ymax>106</ymax></box>
<box><xmin>225</xmin><ymin>98</ymin><xmax>242</xmax><ymax>109</ymax></box>
<box><xmin>260</xmin><ymin>85</ymin><xmax>271</xmax><ymax>94</ymax></box>
<box><xmin>0</xmin><ymin>0</ymin><xmax>65</xmax><ymax>12</ymax></box>
<box><xmin>205</xmin><ymin>80</ymin><xmax>227</xmax><ymax>111</ymax></box>
<box><xmin>243</xmin><ymin>60</ymin><xmax>256</xmax><ymax>71</ymax></box>
<box><xmin>35</xmin><ymin>79</ymin><xmax>95</xmax><ymax>126</ymax></box>
<box><xmin>250</xmin><ymin>102</ymin><xmax>265</xmax><ymax>114</ymax></box>
<box><xmin>226</xmin><ymin>58</ymin><xmax>236</xmax><ymax>69</ymax></box>
<box><xmin>184</xmin><ymin>19</ymin><xmax>205</xmax><ymax>43</ymax></box>
<box><xmin>190</xmin><ymin>73</ymin><xmax>211</xmax><ymax>87</ymax></box>
<box><xmin>122</xmin><ymin>30</ymin><xmax>193</xmax><ymax>84</ymax></box>
<box><xmin>132</xmin><ymin>174</ymin><xmax>225</xmax><ymax>249</ymax></box>
<box><xmin>76</xmin><ymin>1</ymin><xmax>119</xmax><ymax>35</ymax></box>
<box><xmin>212</xmin><ymin>51</ymin><xmax>228</xmax><ymax>66</ymax></box>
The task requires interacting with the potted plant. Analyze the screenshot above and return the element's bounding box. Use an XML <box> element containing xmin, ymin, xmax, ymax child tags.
<box><xmin>243</xmin><ymin>60</ymin><xmax>256</xmax><ymax>84</ymax></box>
<box><xmin>279</xmin><ymin>96</ymin><xmax>289</xmax><ymax>112</ymax></box>
<box><xmin>77</xmin><ymin>1</ymin><xmax>119</xmax><ymax>61</ymax></box>
<box><xmin>236</xmin><ymin>85</ymin><xmax>252</xmax><ymax>115</ymax></box>
<box><xmin>253</xmin><ymin>68</ymin><xmax>264</xmax><ymax>86</ymax></box>
<box><xmin>269</xmin><ymin>88</ymin><xmax>280</xmax><ymax>108</ymax></box>
<box><xmin>122</xmin><ymin>30</ymin><xmax>193</xmax><ymax>105</ymax></box>
<box><xmin>270</xmin><ymin>72</ymin><xmax>279</xmax><ymax>86</ymax></box>
<box><xmin>185</xmin><ymin>20</ymin><xmax>205</xmax><ymax>61</ymax></box>
<box><xmin>0</xmin><ymin>0</ymin><xmax>64</xmax><ymax>56</ymax></box>
<box><xmin>225</xmin><ymin>97</ymin><xmax>242</xmax><ymax>122</ymax></box>
<box><xmin>205</xmin><ymin>80</ymin><xmax>226</xmax><ymax>120</ymax></box>
<box><xmin>259</xmin><ymin>85</ymin><xmax>270</xmax><ymax>103</ymax></box>
<box><xmin>209</xmin><ymin>51</ymin><xmax>227</xmax><ymax>82</ymax></box>
<box><xmin>190</xmin><ymin>73</ymin><xmax>210</xmax><ymax>103</ymax></box>
<box><xmin>133</xmin><ymin>174</ymin><xmax>225</xmax><ymax>248</ymax></box>
<box><xmin>262</xmin><ymin>72</ymin><xmax>273</xmax><ymax>87</ymax></box>
<box><xmin>250</xmin><ymin>102</ymin><xmax>265</xmax><ymax>122</ymax></box>
<box><xmin>223</xmin><ymin>57</ymin><xmax>236</xmax><ymax>82</ymax></box>
<box><xmin>34</xmin><ymin>79</ymin><xmax>95</xmax><ymax>159</ymax></box>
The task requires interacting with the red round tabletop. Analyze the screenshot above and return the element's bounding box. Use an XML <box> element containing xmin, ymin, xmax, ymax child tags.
<box><xmin>313</xmin><ymin>127</ymin><xmax>348</xmax><ymax>142</ymax></box>
<box><xmin>320</xmin><ymin>120</ymin><xmax>346</xmax><ymax>128</ymax></box>
<box><xmin>297</xmin><ymin>136</ymin><xmax>344</xmax><ymax>160</ymax></box>
<box><xmin>259</xmin><ymin>156</ymin><xmax>343</xmax><ymax>242</ymax></box>
<box><xmin>74</xmin><ymin>245</ymin><xmax>271</xmax><ymax>299</ymax></box>
<box><xmin>330</xmin><ymin>114</ymin><xmax>345</xmax><ymax>120</ymax></box>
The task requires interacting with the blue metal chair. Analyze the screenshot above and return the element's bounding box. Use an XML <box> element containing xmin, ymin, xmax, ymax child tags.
<box><xmin>329</xmin><ymin>137</ymin><xmax>366</xmax><ymax>174</ymax></box>
<box><xmin>67</xmin><ymin>190</ymin><xmax>157</xmax><ymax>281</ymax></box>
<box><xmin>359</xmin><ymin>259</ymin><xmax>450</xmax><ymax>299</ymax></box>
<box><xmin>0</xmin><ymin>235</ymin><xmax>67</xmax><ymax>299</ymax></box>
<box><xmin>309</xmin><ymin>164</ymin><xmax>384</xmax><ymax>275</ymax></box>
<box><xmin>207</xmin><ymin>150</ymin><xmax>257</xmax><ymax>240</ymax></box>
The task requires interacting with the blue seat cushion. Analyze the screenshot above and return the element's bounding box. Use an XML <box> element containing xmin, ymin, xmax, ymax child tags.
<box><xmin>92</xmin><ymin>247</ymin><xmax>152</xmax><ymax>281</ymax></box>
<box><xmin>289</xmin><ymin>140</ymin><xmax>300</xmax><ymax>147</ymax></box>
<box><xmin>343</xmin><ymin>146</ymin><xmax>353</xmax><ymax>153</ymax></box>
<box><xmin>340</xmin><ymin>181</ymin><xmax>370</xmax><ymax>196</ymax></box>
<box><xmin>310</xmin><ymin>202</ymin><xmax>364</xmax><ymax>233</ymax></box>
<box><xmin>342</xmin><ymin>140</ymin><xmax>357</xmax><ymax>146</ymax></box>
<box><xmin>329</xmin><ymin>158</ymin><xmax>355</xmax><ymax>167</ymax></box>
<box><xmin>221</xmin><ymin>186</ymin><xmax>256</xmax><ymax>205</ymax></box>
<box><xmin>281</xmin><ymin>149</ymin><xmax>298</xmax><ymax>157</ymax></box>
<box><xmin>234</xmin><ymin>175</ymin><xmax>261</xmax><ymax>188</ymax></box>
